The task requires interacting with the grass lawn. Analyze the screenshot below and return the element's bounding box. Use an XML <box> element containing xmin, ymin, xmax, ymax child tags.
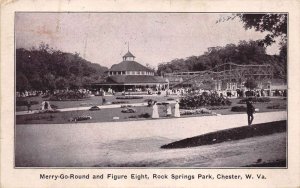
<box><xmin>161</xmin><ymin>120</ymin><xmax>286</xmax><ymax>149</ymax></box>
<box><xmin>16</xmin><ymin>96</ymin><xmax>287</xmax><ymax>124</ymax></box>
<box><xmin>16</xmin><ymin>95</ymin><xmax>179</xmax><ymax>111</ymax></box>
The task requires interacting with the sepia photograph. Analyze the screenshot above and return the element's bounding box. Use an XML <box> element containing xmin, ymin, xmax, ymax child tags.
<box><xmin>15</xmin><ymin>12</ymin><xmax>287</xmax><ymax>168</ymax></box>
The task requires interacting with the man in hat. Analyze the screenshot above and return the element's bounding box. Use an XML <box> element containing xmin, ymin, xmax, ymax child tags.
<box><xmin>26</xmin><ymin>101</ymin><xmax>32</xmax><ymax>113</ymax></box>
<box><xmin>246</xmin><ymin>98</ymin><xmax>255</xmax><ymax>125</ymax></box>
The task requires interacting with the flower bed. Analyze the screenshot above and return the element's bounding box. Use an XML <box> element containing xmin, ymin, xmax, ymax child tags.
<box><xmin>129</xmin><ymin>113</ymin><xmax>151</xmax><ymax>119</ymax></box>
<box><xmin>89</xmin><ymin>106</ymin><xmax>100</xmax><ymax>111</ymax></box>
<box><xmin>116</xmin><ymin>96</ymin><xmax>143</xmax><ymax>100</ymax></box>
<box><xmin>179</xmin><ymin>93</ymin><xmax>231</xmax><ymax>109</ymax></box>
<box><xmin>111</xmin><ymin>101</ymin><xmax>129</xmax><ymax>104</ymax></box>
<box><xmin>238</xmin><ymin>97</ymin><xmax>271</xmax><ymax>104</ymax></box>
<box><xmin>121</xmin><ymin>108</ymin><xmax>136</xmax><ymax>113</ymax></box>
<box><xmin>231</xmin><ymin>106</ymin><xmax>247</xmax><ymax>112</ymax></box>
<box><xmin>208</xmin><ymin>106</ymin><xmax>230</xmax><ymax>110</ymax></box>
<box><xmin>156</xmin><ymin>102</ymin><xmax>169</xmax><ymax>105</ymax></box>
<box><xmin>180</xmin><ymin>108</ymin><xmax>213</xmax><ymax>116</ymax></box>
<box><xmin>69</xmin><ymin>115</ymin><xmax>92</xmax><ymax>122</ymax></box>
<box><xmin>125</xmin><ymin>92</ymin><xmax>148</xmax><ymax>95</ymax></box>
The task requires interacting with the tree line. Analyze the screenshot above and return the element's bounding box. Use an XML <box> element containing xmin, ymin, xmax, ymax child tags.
<box><xmin>158</xmin><ymin>13</ymin><xmax>287</xmax><ymax>79</ymax></box>
<box><xmin>16</xmin><ymin>43</ymin><xmax>108</xmax><ymax>92</ymax></box>
<box><xmin>157</xmin><ymin>40</ymin><xmax>287</xmax><ymax>80</ymax></box>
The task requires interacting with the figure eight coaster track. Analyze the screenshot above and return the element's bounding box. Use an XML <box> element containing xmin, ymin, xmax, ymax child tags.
<box><xmin>164</xmin><ymin>63</ymin><xmax>273</xmax><ymax>88</ymax></box>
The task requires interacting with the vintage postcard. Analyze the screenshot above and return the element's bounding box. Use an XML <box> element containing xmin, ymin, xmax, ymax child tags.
<box><xmin>1</xmin><ymin>0</ymin><xmax>300</xmax><ymax>187</ymax></box>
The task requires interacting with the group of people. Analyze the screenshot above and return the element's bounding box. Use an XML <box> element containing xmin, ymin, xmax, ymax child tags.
<box><xmin>151</xmin><ymin>101</ymin><xmax>180</xmax><ymax>119</ymax></box>
<box><xmin>151</xmin><ymin>97</ymin><xmax>256</xmax><ymax>126</ymax></box>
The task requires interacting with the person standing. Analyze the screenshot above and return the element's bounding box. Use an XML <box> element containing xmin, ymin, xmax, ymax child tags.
<box><xmin>166</xmin><ymin>104</ymin><xmax>172</xmax><ymax>117</ymax></box>
<box><xmin>174</xmin><ymin>100</ymin><xmax>180</xmax><ymax>118</ymax></box>
<box><xmin>44</xmin><ymin>101</ymin><xmax>49</xmax><ymax>110</ymax></box>
<box><xmin>246</xmin><ymin>98</ymin><xmax>255</xmax><ymax>125</ymax></box>
<box><xmin>26</xmin><ymin>101</ymin><xmax>32</xmax><ymax>113</ymax></box>
<box><xmin>152</xmin><ymin>101</ymin><xmax>159</xmax><ymax>119</ymax></box>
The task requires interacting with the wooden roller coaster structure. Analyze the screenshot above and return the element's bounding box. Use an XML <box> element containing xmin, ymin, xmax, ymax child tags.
<box><xmin>164</xmin><ymin>63</ymin><xmax>273</xmax><ymax>90</ymax></box>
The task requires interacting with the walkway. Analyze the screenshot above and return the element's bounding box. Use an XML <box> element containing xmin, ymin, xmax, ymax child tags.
<box><xmin>16</xmin><ymin>111</ymin><xmax>287</xmax><ymax>167</ymax></box>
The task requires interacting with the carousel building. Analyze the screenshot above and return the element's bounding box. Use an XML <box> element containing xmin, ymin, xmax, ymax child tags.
<box><xmin>91</xmin><ymin>50</ymin><xmax>168</xmax><ymax>93</ymax></box>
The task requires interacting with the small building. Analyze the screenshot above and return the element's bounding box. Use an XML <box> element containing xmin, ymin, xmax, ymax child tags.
<box><xmin>91</xmin><ymin>50</ymin><xmax>168</xmax><ymax>93</ymax></box>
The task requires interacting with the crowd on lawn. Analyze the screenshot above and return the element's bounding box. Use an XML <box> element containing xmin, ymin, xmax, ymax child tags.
<box><xmin>17</xmin><ymin>86</ymin><xmax>287</xmax><ymax>99</ymax></box>
<box><xmin>16</xmin><ymin>89</ymin><xmax>92</xmax><ymax>98</ymax></box>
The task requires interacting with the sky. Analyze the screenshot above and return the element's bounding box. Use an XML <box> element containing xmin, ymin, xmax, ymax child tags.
<box><xmin>15</xmin><ymin>13</ymin><xmax>280</xmax><ymax>68</ymax></box>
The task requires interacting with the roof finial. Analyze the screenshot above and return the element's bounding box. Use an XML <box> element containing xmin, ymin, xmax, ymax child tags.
<box><xmin>128</xmin><ymin>42</ymin><xmax>129</xmax><ymax>52</ymax></box>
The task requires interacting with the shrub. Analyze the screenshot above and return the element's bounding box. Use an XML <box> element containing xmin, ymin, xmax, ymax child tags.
<box><xmin>238</xmin><ymin>97</ymin><xmax>271</xmax><ymax>104</ymax></box>
<box><xmin>129</xmin><ymin>113</ymin><xmax>151</xmax><ymax>119</ymax></box>
<box><xmin>89</xmin><ymin>106</ymin><xmax>100</xmax><ymax>111</ymax></box>
<box><xmin>167</xmin><ymin>98</ymin><xmax>175</xmax><ymax>101</ymax></box>
<box><xmin>157</xmin><ymin>102</ymin><xmax>169</xmax><ymax>105</ymax></box>
<box><xmin>146</xmin><ymin>99</ymin><xmax>153</xmax><ymax>107</ymax></box>
<box><xmin>231</xmin><ymin>106</ymin><xmax>247</xmax><ymax>112</ymax></box>
<box><xmin>179</xmin><ymin>92</ymin><xmax>232</xmax><ymax>109</ymax></box>
<box><xmin>50</xmin><ymin>104</ymin><xmax>58</xmax><ymax>109</ymax></box>
<box><xmin>138</xmin><ymin>113</ymin><xmax>151</xmax><ymax>118</ymax></box>
<box><xmin>121</xmin><ymin>105</ymin><xmax>133</xmax><ymax>108</ymax></box>
<box><xmin>121</xmin><ymin>108</ymin><xmax>136</xmax><ymax>113</ymax></box>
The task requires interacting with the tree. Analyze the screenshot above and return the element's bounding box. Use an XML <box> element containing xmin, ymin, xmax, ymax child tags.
<box><xmin>16</xmin><ymin>73</ymin><xmax>30</xmax><ymax>92</ymax></box>
<box><xmin>145</xmin><ymin>63</ymin><xmax>157</xmax><ymax>75</ymax></box>
<box><xmin>244</xmin><ymin>79</ymin><xmax>258</xmax><ymax>90</ymax></box>
<box><xmin>69</xmin><ymin>75</ymin><xmax>82</xmax><ymax>90</ymax></box>
<box><xmin>29</xmin><ymin>73</ymin><xmax>43</xmax><ymax>91</ymax></box>
<box><xmin>220</xmin><ymin>14</ymin><xmax>287</xmax><ymax>47</ymax></box>
<box><xmin>43</xmin><ymin>73</ymin><xmax>56</xmax><ymax>92</ymax></box>
<box><xmin>55</xmin><ymin>77</ymin><xmax>69</xmax><ymax>90</ymax></box>
<box><xmin>16</xmin><ymin>44</ymin><xmax>109</xmax><ymax>92</ymax></box>
<box><xmin>158</xmin><ymin>40</ymin><xmax>273</xmax><ymax>74</ymax></box>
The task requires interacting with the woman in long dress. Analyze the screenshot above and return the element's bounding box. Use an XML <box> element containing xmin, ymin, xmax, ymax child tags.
<box><xmin>166</xmin><ymin>104</ymin><xmax>172</xmax><ymax>117</ymax></box>
<box><xmin>152</xmin><ymin>101</ymin><xmax>159</xmax><ymax>119</ymax></box>
<box><xmin>174</xmin><ymin>100</ymin><xmax>180</xmax><ymax>117</ymax></box>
